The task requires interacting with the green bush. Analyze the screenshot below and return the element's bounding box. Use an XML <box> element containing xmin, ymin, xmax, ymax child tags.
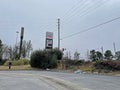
<box><xmin>30</xmin><ymin>50</ymin><xmax>57</xmax><ymax>69</ymax></box>
<box><xmin>4</xmin><ymin>59</ymin><xmax>29</xmax><ymax>66</ymax></box>
<box><xmin>0</xmin><ymin>59</ymin><xmax>7</xmax><ymax>65</ymax></box>
<box><xmin>51</xmin><ymin>48</ymin><xmax>63</xmax><ymax>60</ymax></box>
<box><xmin>22</xmin><ymin>59</ymin><xmax>30</xmax><ymax>65</ymax></box>
<box><xmin>13</xmin><ymin>60</ymin><xmax>24</xmax><ymax>65</ymax></box>
<box><xmin>50</xmin><ymin>54</ymin><xmax>57</xmax><ymax>68</ymax></box>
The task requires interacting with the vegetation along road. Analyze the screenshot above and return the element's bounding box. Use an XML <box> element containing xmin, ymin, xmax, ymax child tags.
<box><xmin>0</xmin><ymin>70</ymin><xmax>120</xmax><ymax>90</ymax></box>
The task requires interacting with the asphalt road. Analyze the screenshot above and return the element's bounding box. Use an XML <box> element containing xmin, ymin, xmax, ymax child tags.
<box><xmin>0</xmin><ymin>70</ymin><xmax>120</xmax><ymax>90</ymax></box>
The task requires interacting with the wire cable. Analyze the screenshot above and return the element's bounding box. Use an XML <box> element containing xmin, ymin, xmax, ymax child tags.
<box><xmin>63</xmin><ymin>0</ymin><xmax>109</xmax><ymax>25</ymax></box>
<box><xmin>61</xmin><ymin>16</ymin><xmax>120</xmax><ymax>40</ymax></box>
<box><xmin>61</xmin><ymin>0</ymin><xmax>86</xmax><ymax>19</ymax></box>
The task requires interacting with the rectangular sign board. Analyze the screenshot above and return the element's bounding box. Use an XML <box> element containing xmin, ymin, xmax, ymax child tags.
<box><xmin>45</xmin><ymin>32</ymin><xmax>53</xmax><ymax>50</ymax></box>
<box><xmin>46</xmin><ymin>32</ymin><xmax>53</xmax><ymax>39</ymax></box>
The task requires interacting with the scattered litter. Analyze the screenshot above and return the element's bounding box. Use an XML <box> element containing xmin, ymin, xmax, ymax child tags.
<box><xmin>74</xmin><ymin>70</ymin><xmax>82</xmax><ymax>74</ymax></box>
<box><xmin>46</xmin><ymin>68</ymin><xmax>50</xmax><ymax>71</ymax></box>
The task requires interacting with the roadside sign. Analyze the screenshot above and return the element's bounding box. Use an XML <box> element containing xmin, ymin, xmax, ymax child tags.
<box><xmin>45</xmin><ymin>32</ymin><xmax>53</xmax><ymax>49</ymax></box>
<box><xmin>46</xmin><ymin>32</ymin><xmax>53</xmax><ymax>39</ymax></box>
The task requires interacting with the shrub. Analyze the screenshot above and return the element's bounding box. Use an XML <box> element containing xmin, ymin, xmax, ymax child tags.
<box><xmin>0</xmin><ymin>59</ymin><xmax>7</xmax><ymax>65</ymax></box>
<box><xmin>64</xmin><ymin>60</ymin><xmax>85</xmax><ymax>66</ymax></box>
<box><xmin>50</xmin><ymin>54</ymin><xmax>57</xmax><ymax>68</ymax></box>
<box><xmin>22</xmin><ymin>59</ymin><xmax>30</xmax><ymax>65</ymax></box>
<box><xmin>13</xmin><ymin>60</ymin><xmax>24</xmax><ymax>65</ymax></box>
<box><xmin>30</xmin><ymin>50</ymin><xmax>57</xmax><ymax>69</ymax></box>
<box><xmin>94</xmin><ymin>60</ymin><xmax>120</xmax><ymax>71</ymax></box>
<box><xmin>51</xmin><ymin>48</ymin><xmax>63</xmax><ymax>60</ymax></box>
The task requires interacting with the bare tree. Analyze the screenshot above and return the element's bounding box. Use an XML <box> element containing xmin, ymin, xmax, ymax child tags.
<box><xmin>22</xmin><ymin>40</ymin><xmax>33</xmax><ymax>58</ymax></box>
<box><xmin>74</xmin><ymin>51</ymin><xmax>80</xmax><ymax>60</ymax></box>
<box><xmin>2</xmin><ymin>44</ymin><xmax>10</xmax><ymax>59</ymax></box>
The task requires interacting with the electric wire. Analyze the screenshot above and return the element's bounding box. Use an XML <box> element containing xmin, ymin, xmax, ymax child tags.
<box><xmin>62</xmin><ymin>0</ymin><xmax>94</xmax><ymax>20</ymax></box>
<box><xmin>61</xmin><ymin>0</ymin><xmax>86</xmax><ymax>19</ymax></box>
<box><xmin>62</xmin><ymin>0</ymin><xmax>109</xmax><ymax>25</ymax></box>
<box><xmin>61</xmin><ymin>16</ymin><xmax>120</xmax><ymax>40</ymax></box>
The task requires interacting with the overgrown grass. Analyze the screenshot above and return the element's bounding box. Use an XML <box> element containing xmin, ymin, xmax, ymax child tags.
<box><xmin>0</xmin><ymin>65</ymin><xmax>33</xmax><ymax>70</ymax></box>
<box><xmin>4</xmin><ymin>59</ymin><xmax>29</xmax><ymax>66</ymax></box>
<box><xmin>0</xmin><ymin>59</ymin><xmax>30</xmax><ymax>70</ymax></box>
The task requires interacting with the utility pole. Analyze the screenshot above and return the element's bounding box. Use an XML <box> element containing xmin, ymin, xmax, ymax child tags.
<box><xmin>19</xmin><ymin>27</ymin><xmax>24</xmax><ymax>59</ymax></box>
<box><xmin>101</xmin><ymin>46</ymin><xmax>104</xmax><ymax>60</ymax></box>
<box><xmin>86</xmin><ymin>49</ymin><xmax>90</xmax><ymax>60</ymax></box>
<box><xmin>113</xmin><ymin>42</ymin><xmax>116</xmax><ymax>55</ymax></box>
<box><xmin>58</xmin><ymin>18</ymin><xmax>60</xmax><ymax>50</ymax></box>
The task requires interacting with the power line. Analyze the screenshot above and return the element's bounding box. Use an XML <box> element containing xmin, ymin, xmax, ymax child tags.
<box><xmin>61</xmin><ymin>0</ymin><xmax>86</xmax><ymax>19</ymax></box>
<box><xmin>62</xmin><ymin>0</ymin><xmax>93</xmax><ymax>22</ymax></box>
<box><xmin>62</xmin><ymin>0</ymin><xmax>95</xmax><ymax>20</ymax></box>
<box><xmin>61</xmin><ymin>16</ymin><xmax>120</xmax><ymax>40</ymax></box>
<box><xmin>39</xmin><ymin>23</ymin><xmax>55</xmax><ymax>31</ymax></box>
<box><xmin>63</xmin><ymin>0</ymin><xmax>109</xmax><ymax>25</ymax></box>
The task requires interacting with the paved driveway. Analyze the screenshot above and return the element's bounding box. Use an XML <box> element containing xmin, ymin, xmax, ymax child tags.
<box><xmin>0</xmin><ymin>71</ymin><xmax>120</xmax><ymax>90</ymax></box>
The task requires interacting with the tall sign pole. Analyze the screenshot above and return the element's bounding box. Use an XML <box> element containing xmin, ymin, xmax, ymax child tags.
<box><xmin>19</xmin><ymin>27</ymin><xmax>24</xmax><ymax>59</ymax></box>
<box><xmin>58</xmin><ymin>18</ymin><xmax>60</xmax><ymax>50</ymax></box>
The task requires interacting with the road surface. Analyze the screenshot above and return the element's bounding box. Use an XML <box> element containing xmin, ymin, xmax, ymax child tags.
<box><xmin>0</xmin><ymin>70</ymin><xmax>120</xmax><ymax>90</ymax></box>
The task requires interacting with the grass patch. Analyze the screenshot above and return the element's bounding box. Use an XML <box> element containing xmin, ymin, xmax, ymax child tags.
<box><xmin>79</xmin><ymin>65</ymin><xmax>93</xmax><ymax>72</ymax></box>
<box><xmin>0</xmin><ymin>65</ymin><xmax>34</xmax><ymax>70</ymax></box>
<box><xmin>4</xmin><ymin>59</ymin><xmax>30</xmax><ymax>66</ymax></box>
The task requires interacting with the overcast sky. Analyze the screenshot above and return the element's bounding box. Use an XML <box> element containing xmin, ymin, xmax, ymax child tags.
<box><xmin>0</xmin><ymin>0</ymin><xmax>120</xmax><ymax>59</ymax></box>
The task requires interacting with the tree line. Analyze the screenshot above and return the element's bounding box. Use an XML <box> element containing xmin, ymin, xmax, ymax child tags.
<box><xmin>90</xmin><ymin>49</ymin><xmax>120</xmax><ymax>61</ymax></box>
<box><xmin>0</xmin><ymin>39</ymin><xmax>33</xmax><ymax>61</ymax></box>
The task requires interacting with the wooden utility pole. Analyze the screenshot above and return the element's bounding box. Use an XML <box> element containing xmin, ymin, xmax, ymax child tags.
<box><xmin>113</xmin><ymin>42</ymin><xmax>116</xmax><ymax>55</ymax></box>
<box><xmin>101</xmin><ymin>46</ymin><xmax>104</xmax><ymax>60</ymax></box>
<box><xmin>58</xmin><ymin>18</ymin><xmax>60</xmax><ymax>50</ymax></box>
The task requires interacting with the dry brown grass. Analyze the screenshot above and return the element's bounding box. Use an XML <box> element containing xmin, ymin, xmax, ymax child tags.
<box><xmin>0</xmin><ymin>65</ymin><xmax>33</xmax><ymax>70</ymax></box>
<box><xmin>79</xmin><ymin>65</ymin><xmax>93</xmax><ymax>72</ymax></box>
